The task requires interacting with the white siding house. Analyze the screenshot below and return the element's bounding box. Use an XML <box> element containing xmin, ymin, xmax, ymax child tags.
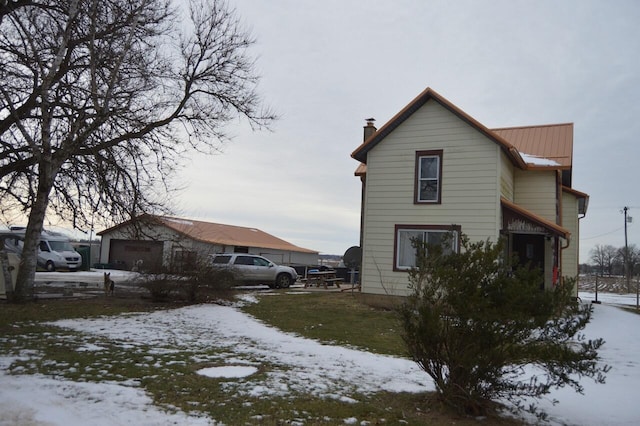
<box><xmin>352</xmin><ymin>87</ymin><xmax>588</xmax><ymax>296</ymax></box>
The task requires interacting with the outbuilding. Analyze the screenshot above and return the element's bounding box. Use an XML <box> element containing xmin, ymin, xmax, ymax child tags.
<box><xmin>97</xmin><ymin>214</ymin><xmax>318</xmax><ymax>271</ymax></box>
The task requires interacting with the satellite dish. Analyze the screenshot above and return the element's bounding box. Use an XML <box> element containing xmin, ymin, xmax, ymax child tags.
<box><xmin>343</xmin><ymin>246</ymin><xmax>362</xmax><ymax>269</ymax></box>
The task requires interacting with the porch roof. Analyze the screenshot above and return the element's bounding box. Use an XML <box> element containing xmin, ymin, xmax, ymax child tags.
<box><xmin>501</xmin><ymin>197</ymin><xmax>570</xmax><ymax>239</ymax></box>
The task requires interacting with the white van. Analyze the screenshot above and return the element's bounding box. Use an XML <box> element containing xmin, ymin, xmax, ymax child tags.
<box><xmin>4</xmin><ymin>229</ymin><xmax>82</xmax><ymax>272</ymax></box>
<box><xmin>37</xmin><ymin>232</ymin><xmax>82</xmax><ymax>271</ymax></box>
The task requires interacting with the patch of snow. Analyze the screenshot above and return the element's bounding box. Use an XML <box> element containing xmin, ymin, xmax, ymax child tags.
<box><xmin>76</xmin><ymin>343</ymin><xmax>105</xmax><ymax>352</ymax></box>
<box><xmin>520</xmin><ymin>152</ymin><xmax>561</xmax><ymax>166</ymax></box>
<box><xmin>196</xmin><ymin>365</ymin><xmax>258</xmax><ymax>378</ymax></box>
<box><xmin>0</xmin><ymin>369</ymin><xmax>214</xmax><ymax>426</ymax></box>
<box><xmin>0</xmin><ymin>294</ymin><xmax>639</xmax><ymax>425</ymax></box>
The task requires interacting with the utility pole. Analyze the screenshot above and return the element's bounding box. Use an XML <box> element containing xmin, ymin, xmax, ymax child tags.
<box><xmin>624</xmin><ymin>206</ymin><xmax>629</xmax><ymax>266</ymax></box>
<box><xmin>623</xmin><ymin>207</ymin><xmax>637</xmax><ymax>308</ymax></box>
<box><xmin>623</xmin><ymin>207</ymin><xmax>629</xmax><ymax>292</ymax></box>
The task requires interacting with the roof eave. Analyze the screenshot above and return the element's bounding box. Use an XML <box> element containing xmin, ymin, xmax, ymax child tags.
<box><xmin>96</xmin><ymin>213</ymin><xmax>157</xmax><ymax>236</ymax></box>
<box><xmin>525</xmin><ymin>165</ymin><xmax>572</xmax><ymax>171</ymax></box>
<box><xmin>562</xmin><ymin>186</ymin><xmax>590</xmax><ymax>215</ymax></box>
<box><xmin>352</xmin><ymin>87</ymin><xmax>525</xmax><ymax>169</ymax></box>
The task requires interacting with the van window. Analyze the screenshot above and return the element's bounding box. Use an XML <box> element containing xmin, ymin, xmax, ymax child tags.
<box><xmin>49</xmin><ymin>241</ymin><xmax>74</xmax><ymax>252</ymax></box>
<box><xmin>39</xmin><ymin>241</ymin><xmax>50</xmax><ymax>252</ymax></box>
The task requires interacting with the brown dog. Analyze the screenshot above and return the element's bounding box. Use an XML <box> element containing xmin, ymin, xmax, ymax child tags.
<box><xmin>103</xmin><ymin>272</ymin><xmax>115</xmax><ymax>296</ymax></box>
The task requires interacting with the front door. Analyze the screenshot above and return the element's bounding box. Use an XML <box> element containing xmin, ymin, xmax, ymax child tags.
<box><xmin>511</xmin><ymin>234</ymin><xmax>545</xmax><ymax>289</ymax></box>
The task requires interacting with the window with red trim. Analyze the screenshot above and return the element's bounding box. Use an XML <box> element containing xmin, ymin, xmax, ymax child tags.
<box><xmin>415</xmin><ymin>150</ymin><xmax>443</xmax><ymax>204</ymax></box>
<box><xmin>394</xmin><ymin>224</ymin><xmax>459</xmax><ymax>270</ymax></box>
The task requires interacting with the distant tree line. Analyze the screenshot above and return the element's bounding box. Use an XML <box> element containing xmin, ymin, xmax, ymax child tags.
<box><xmin>580</xmin><ymin>244</ymin><xmax>640</xmax><ymax>277</ymax></box>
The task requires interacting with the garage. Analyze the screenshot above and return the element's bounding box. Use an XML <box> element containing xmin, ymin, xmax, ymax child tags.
<box><xmin>108</xmin><ymin>239</ymin><xmax>163</xmax><ymax>271</ymax></box>
<box><xmin>98</xmin><ymin>215</ymin><xmax>319</xmax><ymax>272</ymax></box>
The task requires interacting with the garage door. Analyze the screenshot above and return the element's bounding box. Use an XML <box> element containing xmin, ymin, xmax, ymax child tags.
<box><xmin>109</xmin><ymin>239</ymin><xmax>163</xmax><ymax>272</ymax></box>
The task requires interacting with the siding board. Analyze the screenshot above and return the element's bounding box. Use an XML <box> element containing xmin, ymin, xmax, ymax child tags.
<box><xmin>513</xmin><ymin>170</ymin><xmax>557</xmax><ymax>222</ymax></box>
<box><xmin>361</xmin><ymin>100</ymin><xmax>501</xmax><ymax>295</ymax></box>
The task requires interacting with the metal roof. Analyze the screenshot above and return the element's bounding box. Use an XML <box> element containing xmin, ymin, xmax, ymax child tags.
<box><xmin>492</xmin><ymin>123</ymin><xmax>573</xmax><ymax>169</ymax></box>
<box><xmin>99</xmin><ymin>215</ymin><xmax>318</xmax><ymax>254</ymax></box>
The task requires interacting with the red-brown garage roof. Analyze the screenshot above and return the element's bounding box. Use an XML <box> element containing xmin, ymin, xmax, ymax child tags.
<box><xmin>99</xmin><ymin>215</ymin><xmax>318</xmax><ymax>254</ymax></box>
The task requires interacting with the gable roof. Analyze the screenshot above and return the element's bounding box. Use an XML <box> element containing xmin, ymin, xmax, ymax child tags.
<box><xmin>351</xmin><ymin>87</ymin><xmax>571</xmax><ymax>171</ymax></box>
<box><xmin>98</xmin><ymin>215</ymin><xmax>318</xmax><ymax>254</ymax></box>
<box><xmin>492</xmin><ymin>123</ymin><xmax>573</xmax><ymax>169</ymax></box>
<box><xmin>351</xmin><ymin>87</ymin><xmax>527</xmax><ymax>168</ymax></box>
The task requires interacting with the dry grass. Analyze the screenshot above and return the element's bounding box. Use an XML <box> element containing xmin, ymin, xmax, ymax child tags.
<box><xmin>0</xmin><ymin>287</ymin><xmax>527</xmax><ymax>425</ymax></box>
<box><xmin>579</xmin><ymin>275</ymin><xmax>639</xmax><ymax>293</ymax></box>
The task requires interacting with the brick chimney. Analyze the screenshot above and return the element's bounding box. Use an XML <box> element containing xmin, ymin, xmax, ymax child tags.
<box><xmin>363</xmin><ymin>118</ymin><xmax>376</xmax><ymax>141</ymax></box>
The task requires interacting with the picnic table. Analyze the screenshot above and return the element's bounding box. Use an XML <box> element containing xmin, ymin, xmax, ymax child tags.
<box><xmin>304</xmin><ymin>270</ymin><xmax>343</xmax><ymax>289</ymax></box>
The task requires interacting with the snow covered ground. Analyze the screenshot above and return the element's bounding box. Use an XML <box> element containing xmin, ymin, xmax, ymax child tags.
<box><xmin>0</xmin><ymin>288</ymin><xmax>639</xmax><ymax>425</ymax></box>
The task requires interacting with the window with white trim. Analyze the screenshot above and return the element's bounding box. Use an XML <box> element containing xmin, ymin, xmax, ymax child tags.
<box><xmin>415</xmin><ymin>150</ymin><xmax>443</xmax><ymax>204</ymax></box>
<box><xmin>395</xmin><ymin>225</ymin><xmax>459</xmax><ymax>270</ymax></box>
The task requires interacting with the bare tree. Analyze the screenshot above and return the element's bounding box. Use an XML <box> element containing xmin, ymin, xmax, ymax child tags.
<box><xmin>0</xmin><ymin>0</ymin><xmax>275</xmax><ymax>301</ymax></box>
<box><xmin>589</xmin><ymin>244</ymin><xmax>618</xmax><ymax>277</ymax></box>
<box><xmin>617</xmin><ymin>244</ymin><xmax>640</xmax><ymax>292</ymax></box>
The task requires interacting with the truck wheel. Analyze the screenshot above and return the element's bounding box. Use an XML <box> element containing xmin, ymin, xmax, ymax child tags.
<box><xmin>275</xmin><ymin>273</ymin><xmax>292</xmax><ymax>289</ymax></box>
<box><xmin>45</xmin><ymin>261</ymin><xmax>55</xmax><ymax>272</ymax></box>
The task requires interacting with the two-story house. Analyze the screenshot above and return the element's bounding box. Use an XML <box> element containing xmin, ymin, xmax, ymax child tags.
<box><xmin>352</xmin><ymin>87</ymin><xmax>588</xmax><ymax>297</ymax></box>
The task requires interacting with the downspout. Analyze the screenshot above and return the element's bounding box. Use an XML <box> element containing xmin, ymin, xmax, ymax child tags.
<box><xmin>576</xmin><ymin>213</ymin><xmax>586</xmax><ymax>298</ymax></box>
<box><xmin>556</xmin><ymin>170</ymin><xmax>563</xmax><ymax>286</ymax></box>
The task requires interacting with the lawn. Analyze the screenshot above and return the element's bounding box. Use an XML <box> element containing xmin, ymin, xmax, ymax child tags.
<box><xmin>240</xmin><ymin>292</ymin><xmax>407</xmax><ymax>356</ymax></box>
<box><xmin>0</xmin><ymin>289</ymin><xmax>524</xmax><ymax>425</ymax></box>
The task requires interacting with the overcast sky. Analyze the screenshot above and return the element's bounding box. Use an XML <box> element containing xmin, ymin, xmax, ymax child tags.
<box><xmin>172</xmin><ymin>0</ymin><xmax>640</xmax><ymax>260</ymax></box>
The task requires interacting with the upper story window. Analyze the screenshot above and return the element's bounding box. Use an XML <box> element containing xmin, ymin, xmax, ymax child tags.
<box><xmin>415</xmin><ymin>150</ymin><xmax>443</xmax><ymax>204</ymax></box>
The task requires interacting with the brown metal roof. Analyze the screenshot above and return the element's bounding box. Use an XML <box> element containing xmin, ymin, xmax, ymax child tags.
<box><xmin>491</xmin><ymin>123</ymin><xmax>573</xmax><ymax>169</ymax></box>
<box><xmin>99</xmin><ymin>215</ymin><xmax>318</xmax><ymax>254</ymax></box>
<box><xmin>158</xmin><ymin>216</ymin><xmax>318</xmax><ymax>253</ymax></box>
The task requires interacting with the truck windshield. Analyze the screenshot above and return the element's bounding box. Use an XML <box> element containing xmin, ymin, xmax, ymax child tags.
<box><xmin>48</xmin><ymin>241</ymin><xmax>74</xmax><ymax>252</ymax></box>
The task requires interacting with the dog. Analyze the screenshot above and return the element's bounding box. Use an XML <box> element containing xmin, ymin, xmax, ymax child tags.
<box><xmin>103</xmin><ymin>272</ymin><xmax>115</xmax><ymax>296</ymax></box>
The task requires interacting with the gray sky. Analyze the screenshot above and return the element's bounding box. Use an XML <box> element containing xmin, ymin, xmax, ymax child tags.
<box><xmin>175</xmin><ymin>0</ymin><xmax>640</xmax><ymax>260</ymax></box>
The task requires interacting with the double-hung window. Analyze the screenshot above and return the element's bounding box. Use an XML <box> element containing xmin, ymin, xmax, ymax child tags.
<box><xmin>394</xmin><ymin>225</ymin><xmax>459</xmax><ymax>270</ymax></box>
<box><xmin>415</xmin><ymin>150</ymin><xmax>443</xmax><ymax>204</ymax></box>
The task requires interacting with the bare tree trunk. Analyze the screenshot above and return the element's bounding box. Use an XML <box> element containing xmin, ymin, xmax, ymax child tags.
<box><xmin>0</xmin><ymin>248</ymin><xmax>14</xmax><ymax>300</ymax></box>
<box><xmin>13</xmin><ymin>168</ymin><xmax>54</xmax><ymax>302</ymax></box>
